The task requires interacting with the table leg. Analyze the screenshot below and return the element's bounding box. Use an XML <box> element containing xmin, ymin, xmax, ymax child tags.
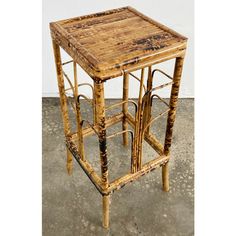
<box><xmin>163</xmin><ymin>56</ymin><xmax>185</xmax><ymax>191</ymax></box>
<box><xmin>93</xmin><ymin>81</ymin><xmax>98</xmax><ymax>124</ymax></box>
<box><xmin>136</xmin><ymin>68</ymin><xmax>145</xmax><ymax>171</ymax></box>
<box><xmin>94</xmin><ymin>81</ymin><xmax>110</xmax><ymax>228</ymax></box>
<box><xmin>122</xmin><ymin>73</ymin><xmax>129</xmax><ymax>146</ymax></box>
<box><xmin>52</xmin><ymin>40</ymin><xmax>72</xmax><ymax>175</ymax></box>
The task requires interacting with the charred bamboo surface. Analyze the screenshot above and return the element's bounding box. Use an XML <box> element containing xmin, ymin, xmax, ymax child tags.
<box><xmin>50</xmin><ymin>6</ymin><xmax>187</xmax><ymax>80</ymax></box>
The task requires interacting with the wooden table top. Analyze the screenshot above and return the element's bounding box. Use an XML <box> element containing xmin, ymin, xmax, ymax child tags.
<box><xmin>50</xmin><ymin>6</ymin><xmax>187</xmax><ymax>81</ymax></box>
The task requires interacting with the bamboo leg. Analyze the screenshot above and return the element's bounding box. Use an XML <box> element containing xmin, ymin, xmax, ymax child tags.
<box><xmin>52</xmin><ymin>40</ymin><xmax>72</xmax><ymax>174</ymax></box>
<box><xmin>163</xmin><ymin>56</ymin><xmax>185</xmax><ymax>192</ymax></box>
<box><xmin>73</xmin><ymin>61</ymin><xmax>85</xmax><ymax>161</ymax></box>
<box><xmin>94</xmin><ymin>81</ymin><xmax>110</xmax><ymax>229</ymax></box>
<box><xmin>162</xmin><ymin>163</ymin><xmax>169</xmax><ymax>191</ymax></box>
<box><xmin>52</xmin><ymin>40</ymin><xmax>70</xmax><ymax>135</ymax></box>
<box><xmin>122</xmin><ymin>73</ymin><xmax>129</xmax><ymax>146</ymax></box>
<box><xmin>93</xmin><ymin>81</ymin><xmax>98</xmax><ymax>124</ymax></box>
<box><xmin>102</xmin><ymin>195</ymin><xmax>109</xmax><ymax>229</ymax></box>
<box><xmin>93</xmin><ymin>88</ymin><xmax>96</xmax><ymax>125</ymax></box>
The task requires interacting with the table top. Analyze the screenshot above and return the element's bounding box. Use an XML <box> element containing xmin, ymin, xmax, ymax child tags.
<box><xmin>50</xmin><ymin>6</ymin><xmax>187</xmax><ymax>81</ymax></box>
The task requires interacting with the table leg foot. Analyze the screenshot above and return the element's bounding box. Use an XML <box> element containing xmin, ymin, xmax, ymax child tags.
<box><xmin>66</xmin><ymin>148</ymin><xmax>73</xmax><ymax>175</ymax></box>
<box><xmin>162</xmin><ymin>162</ymin><xmax>169</xmax><ymax>192</ymax></box>
<box><xmin>102</xmin><ymin>195</ymin><xmax>110</xmax><ymax>229</ymax></box>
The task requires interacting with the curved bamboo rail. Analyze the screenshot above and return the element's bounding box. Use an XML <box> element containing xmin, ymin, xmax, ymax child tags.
<box><xmin>105</xmin><ymin>100</ymin><xmax>138</xmax><ymax>113</ymax></box>
<box><xmin>151</xmin><ymin>94</ymin><xmax>169</xmax><ymax>107</ymax></box>
<box><xmin>151</xmin><ymin>68</ymin><xmax>173</xmax><ymax>80</ymax></box>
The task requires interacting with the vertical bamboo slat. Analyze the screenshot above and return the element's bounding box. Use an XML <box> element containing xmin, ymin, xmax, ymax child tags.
<box><xmin>122</xmin><ymin>73</ymin><xmax>129</xmax><ymax>146</ymax></box>
<box><xmin>92</xmin><ymin>84</ymin><xmax>96</xmax><ymax>124</ymax></box>
<box><xmin>94</xmin><ymin>81</ymin><xmax>110</xmax><ymax>228</ymax></box>
<box><xmin>162</xmin><ymin>56</ymin><xmax>185</xmax><ymax>192</ymax></box>
<box><xmin>93</xmin><ymin>81</ymin><xmax>98</xmax><ymax>124</ymax></box>
<box><xmin>136</xmin><ymin>68</ymin><xmax>145</xmax><ymax>171</ymax></box>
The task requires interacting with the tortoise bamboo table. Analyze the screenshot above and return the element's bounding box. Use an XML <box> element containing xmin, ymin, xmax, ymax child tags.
<box><xmin>50</xmin><ymin>6</ymin><xmax>187</xmax><ymax>229</ymax></box>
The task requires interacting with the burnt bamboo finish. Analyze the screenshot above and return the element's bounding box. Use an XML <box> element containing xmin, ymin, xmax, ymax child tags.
<box><xmin>136</xmin><ymin>68</ymin><xmax>145</xmax><ymax>171</ymax></box>
<box><xmin>52</xmin><ymin>41</ymin><xmax>73</xmax><ymax>175</ymax></box>
<box><xmin>93</xmin><ymin>81</ymin><xmax>110</xmax><ymax>228</ymax></box>
<box><xmin>162</xmin><ymin>56</ymin><xmax>185</xmax><ymax>191</ymax></box>
<box><xmin>122</xmin><ymin>73</ymin><xmax>129</xmax><ymax>146</ymax></box>
<box><xmin>50</xmin><ymin>6</ymin><xmax>187</xmax><ymax>81</ymax></box>
<box><xmin>50</xmin><ymin>6</ymin><xmax>187</xmax><ymax>229</ymax></box>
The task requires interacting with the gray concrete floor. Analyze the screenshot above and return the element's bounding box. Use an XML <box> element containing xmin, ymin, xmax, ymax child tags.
<box><xmin>42</xmin><ymin>98</ymin><xmax>194</xmax><ymax>236</ymax></box>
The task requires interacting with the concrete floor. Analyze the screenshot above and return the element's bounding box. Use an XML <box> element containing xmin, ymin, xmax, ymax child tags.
<box><xmin>42</xmin><ymin>98</ymin><xmax>194</xmax><ymax>236</ymax></box>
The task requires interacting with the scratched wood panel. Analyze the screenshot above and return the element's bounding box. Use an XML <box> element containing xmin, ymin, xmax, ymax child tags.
<box><xmin>50</xmin><ymin>6</ymin><xmax>187</xmax><ymax>80</ymax></box>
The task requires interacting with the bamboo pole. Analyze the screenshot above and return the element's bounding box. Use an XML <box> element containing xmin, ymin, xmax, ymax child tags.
<box><xmin>62</xmin><ymin>60</ymin><xmax>73</xmax><ymax>66</ymax></box>
<box><xmin>126</xmin><ymin>112</ymin><xmax>164</xmax><ymax>155</ymax></box>
<box><xmin>163</xmin><ymin>56</ymin><xmax>185</xmax><ymax>192</ymax></box>
<box><xmin>152</xmin><ymin>68</ymin><xmax>173</xmax><ymax>80</ymax></box>
<box><xmin>94</xmin><ymin>80</ymin><xmax>110</xmax><ymax>229</ymax></box>
<box><xmin>83</xmin><ymin>113</ymin><xmax>123</xmax><ymax>137</ymax></box>
<box><xmin>102</xmin><ymin>196</ymin><xmax>109</xmax><ymax>228</ymax></box>
<box><xmin>122</xmin><ymin>73</ymin><xmax>129</xmax><ymax>146</ymax></box>
<box><xmin>135</xmin><ymin>68</ymin><xmax>145</xmax><ymax>171</ymax></box>
<box><xmin>77</xmin><ymin>94</ymin><xmax>94</xmax><ymax>105</ymax></box>
<box><xmin>63</xmin><ymin>70</ymin><xmax>75</xmax><ymax>94</ymax></box>
<box><xmin>148</xmin><ymin>81</ymin><xmax>173</xmax><ymax>94</ymax></box>
<box><xmin>107</xmin><ymin>130</ymin><xmax>133</xmax><ymax>140</ymax></box>
<box><xmin>52</xmin><ymin>41</ymin><xmax>71</xmax><ymax>136</ymax></box>
<box><xmin>78</xmin><ymin>83</ymin><xmax>96</xmax><ymax>123</ymax></box>
<box><xmin>162</xmin><ymin>164</ymin><xmax>169</xmax><ymax>192</ymax></box>
<box><xmin>93</xmin><ymin>81</ymin><xmax>98</xmax><ymax>124</ymax></box>
<box><xmin>144</xmin><ymin>133</ymin><xmax>164</xmax><ymax>155</ymax></box>
<box><xmin>137</xmin><ymin>67</ymin><xmax>150</xmax><ymax>171</ymax></box>
<box><xmin>151</xmin><ymin>94</ymin><xmax>169</xmax><ymax>107</ymax></box>
<box><xmin>106</xmin><ymin>100</ymin><xmax>137</xmax><ymax>112</ymax></box>
<box><xmin>142</xmin><ymin>109</ymin><xmax>170</xmax><ymax>135</ymax></box>
<box><xmin>92</xmin><ymin>87</ymin><xmax>96</xmax><ymax>124</ymax></box>
<box><xmin>128</xmin><ymin>72</ymin><xmax>146</xmax><ymax>92</ymax></box>
<box><xmin>52</xmin><ymin>40</ymin><xmax>73</xmax><ymax>174</ymax></box>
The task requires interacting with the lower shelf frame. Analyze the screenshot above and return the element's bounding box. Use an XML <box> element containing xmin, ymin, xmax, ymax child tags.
<box><xmin>66</xmin><ymin>111</ymin><xmax>169</xmax><ymax>196</ymax></box>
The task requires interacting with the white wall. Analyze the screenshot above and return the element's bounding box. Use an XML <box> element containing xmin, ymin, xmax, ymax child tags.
<box><xmin>43</xmin><ymin>0</ymin><xmax>194</xmax><ymax>98</ymax></box>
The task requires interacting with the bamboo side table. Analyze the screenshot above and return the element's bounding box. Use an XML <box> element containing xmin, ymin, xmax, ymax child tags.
<box><xmin>50</xmin><ymin>6</ymin><xmax>187</xmax><ymax>229</ymax></box>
